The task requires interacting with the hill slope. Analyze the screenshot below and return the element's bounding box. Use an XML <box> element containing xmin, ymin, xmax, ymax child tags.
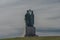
<box><xmin>1</xmin><ymin>36</ymin><xmax>60</xmax><ymax>40</ymax></box>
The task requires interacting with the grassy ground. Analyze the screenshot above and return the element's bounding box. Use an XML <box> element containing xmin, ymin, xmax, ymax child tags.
<box><xmin>0</xmin><ymin>36</ymin><xmax>60</xmax><ymax>40</ymax></box>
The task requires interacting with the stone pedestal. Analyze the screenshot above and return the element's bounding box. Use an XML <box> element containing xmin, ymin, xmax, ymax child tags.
<box><xmin>25</xmin><ymin>26</ymin><xmax>36</xmax><ymax>37</ymax></box>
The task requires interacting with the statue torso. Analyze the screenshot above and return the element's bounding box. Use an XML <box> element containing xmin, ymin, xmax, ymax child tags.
<box><xmin>25</xmin><ymin>10</ymin><xmax>34</xmax><ymax>27</ymax></box>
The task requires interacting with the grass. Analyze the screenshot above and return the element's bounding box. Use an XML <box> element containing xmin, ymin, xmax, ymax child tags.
<box><xmin>0</xmin><ymin>36</ymin><xmax>60</xmax><ymax>40</ymax></box>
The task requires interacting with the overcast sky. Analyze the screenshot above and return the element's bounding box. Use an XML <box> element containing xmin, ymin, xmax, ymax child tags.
<box><xmin>0</xmin><ymin>0</ymin><xmax>60</xmax><ymax>38</ymax></box>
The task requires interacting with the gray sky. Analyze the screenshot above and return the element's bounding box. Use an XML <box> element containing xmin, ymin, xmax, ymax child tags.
<box><xmin>0</xmin><ymin>0</ymin><xmax>60</xmax><ymax>38</ymax></box>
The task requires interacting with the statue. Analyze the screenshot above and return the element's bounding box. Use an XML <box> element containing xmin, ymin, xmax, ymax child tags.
<box><xmin>25</xmin><ymin>9</ymin><xmax>34</xmax><ymax>27</ymax></box>
<box><xmin>25</xmin><ymin>9</ymin><xmax>38</xmax><ymax>37</ymax></box>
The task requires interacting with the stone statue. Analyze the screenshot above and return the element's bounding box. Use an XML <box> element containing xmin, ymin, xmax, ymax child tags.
<box><xmin>25</xmin><ymin>9</ymin><xmax>38</xmax><ymax>37</ymax></box>
<box><xmin>25</xmin><ymin>9</ymin><xmax>34</xmax><ymax>27</ymax></box>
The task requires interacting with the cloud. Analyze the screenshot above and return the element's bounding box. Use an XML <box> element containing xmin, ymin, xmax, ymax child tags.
<box><xmin>0</xmin><ymin>0</ymin><xmax>60</xmax><ymax>38</ymax></box>
<box><xmin>47</xmin><ymin>16</ymin><xmax>60</xmax><ymax>20</ymax></box>
<box><xmin>36</xmin><ymin>32</ymin><xmax>60</xmax><ymax>36</ymax></box>
<box><xmin>34</xmin><ymin>2</ymin><xmax>60</xmax><ymax>29</ymax></box>
<box><xmin>0</xmin><ymin>0</ymin><xmax>59</xmax><ymax>8</ymax></box>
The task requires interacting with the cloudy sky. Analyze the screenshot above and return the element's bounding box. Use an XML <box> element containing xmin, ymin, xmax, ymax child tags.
<box><xmin>0</xmin><ymin>0</ymin><xmax>60</xmax><ymax>38</ymax></box>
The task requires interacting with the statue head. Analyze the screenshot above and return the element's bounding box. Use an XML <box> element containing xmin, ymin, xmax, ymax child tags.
<box><xmin>28</xmin><ymin>9</ymin><xmax>32</xmax><ymax>15</ymax></box>
<box><xmin>27</xmin><ymin>10</ymin><xmax>29</xmax><ymax>13</ymax></box>
<box><xmin>32</xmin><ymin>11</ymin><xmax>33</xmax><ymax>14</ymax></box>
<box><xmin>27</xmin><ymin>9</ymin><xmax>33</xmax><ymax>15</ymax></box>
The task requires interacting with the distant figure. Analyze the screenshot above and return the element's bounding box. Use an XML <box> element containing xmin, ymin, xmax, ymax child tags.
<box><xmin>25</xmin><ymin>9</ymin><xmax>38</xmax><ymax>37</ymax></box>
<box><xmin>25</xmin><ymin>9</ymin><xmax>34</xmax><ymax>27</ymax></box>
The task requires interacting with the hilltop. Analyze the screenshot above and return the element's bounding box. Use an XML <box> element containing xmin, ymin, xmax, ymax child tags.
<box><xmin>0</xmin><ymin>36</ymin><xmax>60</xmax><ymax>40</ymax></box>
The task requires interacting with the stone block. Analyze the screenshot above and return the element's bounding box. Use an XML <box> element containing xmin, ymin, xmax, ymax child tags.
<box><xmin>25</xmin><ymin>26</ymin><xmax>36</xmax><ymax>36</ymax></box>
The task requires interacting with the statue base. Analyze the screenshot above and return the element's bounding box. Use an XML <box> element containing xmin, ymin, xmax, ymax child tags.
<box><xmin>25</xmin><ymin>26</ymin><xmax>37</xmax><ymax>37</ymax></box>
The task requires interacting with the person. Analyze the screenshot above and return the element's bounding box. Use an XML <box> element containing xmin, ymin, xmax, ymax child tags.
<box><xmin>30</xmin><ymin>11</ymin><xmax>34</xmax><ymax>26</ymax></box>
<box><xmin>25</xmin><ymin>10</ymin><xmax>30</xmax><ymax>26</ymax></box>
<box><xmin>25</xmin><ymin>9</ymin><xmax>34</xmax><ymax>27</ymax></box>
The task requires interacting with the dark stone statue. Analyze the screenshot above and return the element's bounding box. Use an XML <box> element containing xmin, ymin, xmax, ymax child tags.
<box><xmin>25</xmin><ymin>9</ymin><xmax>34</xmax><ymax>27</ymax></box>
<box><xmin>25</xmin><ymin>9</ymin><xmax>38</xmax><ymax>37</ymax></box>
